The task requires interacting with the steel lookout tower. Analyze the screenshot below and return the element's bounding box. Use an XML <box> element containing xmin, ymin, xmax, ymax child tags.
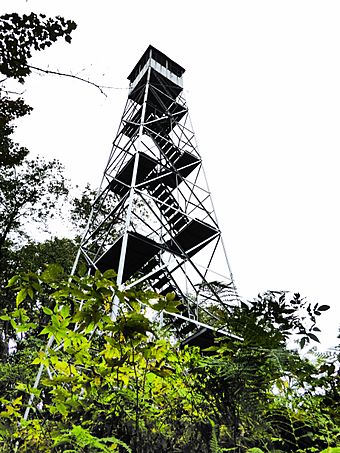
<box><xmin>78</xmin><ymin>45</ymin><xmax>238</xmax><ymax>345</ymax></box>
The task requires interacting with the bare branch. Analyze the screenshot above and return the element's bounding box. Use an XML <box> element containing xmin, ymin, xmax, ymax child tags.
<box><xmin>0</xmin><ymin>87</ymin><xmax>26</xmax><ymax>96</ymax></box>
<box><xmin>27</xmin><ymin>64</ymin><xmax>109</xmax><ymax>97</ymax></box>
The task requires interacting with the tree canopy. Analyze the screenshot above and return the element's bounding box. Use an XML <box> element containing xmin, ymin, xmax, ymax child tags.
<box><xmin>0</xmin><ymin>10</ymin><xmax>79</xmax><ymax>356</ymax></box>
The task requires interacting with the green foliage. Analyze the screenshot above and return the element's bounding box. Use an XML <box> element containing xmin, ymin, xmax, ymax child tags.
<box><xmin>70</xmin><ymin>183</ymin><xmax>97</xmax><ymax>231</ymax></box>
<box><xmin>0</xmin><ymin>9</ymin><xmax>77</xmax><ymax>269</ymax></box>
<box><xmin>0</xmin><ymin>12</ymin><xmax>76</xmax><ymax>83</ymax></box>
<box><xmin>70</xmin><ymin>183</ymin><xmax>125</xmax><ymax>237</ymax></box>
<box><xmin>0</xmin><ymin>238</ymin><xmax>80</xmax><ymax>363</ymax></box>
<box><xmin>224</xmin><ymin>291</ymin><xmax>329</xmax><ymax>349</ymax></box>
<box><xmin>53</xmin><ymin>425</ymin><xmax>132</xmax><ymax>452</ymax></box>
<box><xmin>0</xmin><ymin>157</ymin><xmax>69</xmax><ymax>248</ymax></box>
<box><xmin>0</xmin><ymin>266</ymin><xmax>338</xmax><ymax>452</ymax></box>
<box><xmin>210</xmin><ymin>421</ymin><xmax>231</xmax><ymax>452</ymax></box>
<box><xmin>0</xmin><ymin>12</ymin><xmax>76</xmax><ymax>169</ymax></box>
<box><xmin>0</xmin><ymin>10</ymin><xmax>77</xmax><ymax>244</ymax></box>
<box><xmin>0</xmin><ymin>96</ymin><xmax>32</xmax><ymax>168</ymax></box>
<box><xmin>0</xmin><ymin>10</ymin><xmax>80</xmax><ymax>366</ymax></box>
<box><xmin>1</xmin><ymin>268</ymin><xmax>197</xmax><ymax>452</ymax></box>
<box><xmin>320</xmin><ymin>448</ymin><xmax>340</xmax><ymax>453</ymax></box>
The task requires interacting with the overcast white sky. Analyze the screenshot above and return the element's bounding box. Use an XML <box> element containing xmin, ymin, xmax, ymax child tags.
<box><xmin>2</xmin><ymin>0</ymin><xmax>340</xmax><ymax>349</ymax></box>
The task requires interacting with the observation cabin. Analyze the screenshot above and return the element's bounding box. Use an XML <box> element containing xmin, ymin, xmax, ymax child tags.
<box><xmin>127</xmin><ymin>45</ymin><xmax>185</xmax><ymax>102</ymax></box>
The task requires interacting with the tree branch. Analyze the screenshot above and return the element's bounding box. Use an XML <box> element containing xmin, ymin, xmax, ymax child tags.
<box><xmin>0</xmin><ymin>87</ymin><xmax>26</xmax><ymax>96</ymax></box>
<box><xmin>27</xmin><ymin>64</ymin><xmax>110</xmax><ymax>97</ymax></box>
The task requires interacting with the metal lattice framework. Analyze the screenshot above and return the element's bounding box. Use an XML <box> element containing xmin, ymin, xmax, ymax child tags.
<box><xmin>77</xmin><ymin>45</ymin><xmax>238</xmax><ymax>344</ymax></box>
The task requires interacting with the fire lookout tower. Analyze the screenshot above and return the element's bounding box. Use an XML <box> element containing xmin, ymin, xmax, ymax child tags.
<box><xmin>78</xmin><ymin>45</ymin><xmax>238</xmax><ymax>344</ymax></box>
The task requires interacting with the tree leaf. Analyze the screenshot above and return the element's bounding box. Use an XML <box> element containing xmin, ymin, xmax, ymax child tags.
<box><xmin>299</xmin><ymin>337</ymin><xmax>307</xmax><ymax>349</ymax></box>
<box><xmin>16</xmin><ymin>288</ymin><xmax>27</xmax><ymax>306</ymax></box>
<box><xmin>42</xmin><ymin>306</ymin><xmax>53</xmax><ymax>315</ymax></box>
<box><xmin>317</xmin><ymin>305</ymin><xmax>330</xmax><ymax>311</ymax></box>
<box><xmin>166</xmin><ymin>292</ymin><xmax>176</xmax><ymax>301</ymax></box>
<box><xmin>307</xmin><ymin>332</ymin><xmax>320</xmax><ymax>343</ymax></box>
<box><xmin>6</xmin><ymin>275</ymin><xmax>19</xmax><ymax>287</ymax></box>
<box><xmin>0</xmin><ymin>314</ymin><xmax>11</xmax><ymax>321</ymax></box>
<box><xmin>103</xmin><ymin>269</ymin><xmax>116</xmax><ymax>279</ymax></box>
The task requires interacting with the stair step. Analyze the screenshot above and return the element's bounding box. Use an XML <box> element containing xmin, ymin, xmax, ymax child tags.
<box><xmin>169</xmin><ymin>214</ymin><xmax>188</xmax><ymax>232</ymax></box>
<box><xmin>160</xmin><ymin>286</ymin><xmax>176</xmax><ymax>296</ymax></box>
<box><xmin>180</xmin><ymin>322</ymin><xmax>197</xmax><ymax>336</ymax></box>
<box><xmin>153</xmin><ymin>275</ymin><xmax>170</xmax><ymax>289</ymax></box>
<box><xmin>165</xmin><ymin>150</ymin><xmax>181</xmax><ymax>162</ymax></box>
<box><xmin>162</xmin><ymin>207</ymin><xmax>177</xmax><ymax>218</ymax></box>
<box><xmin>160</xmin><ymin>201</ymin><xmax>176</xmax><ymax>213</ymax></box>
<box><xmin>157</xmin><ymin>192</ymin><xmax>171</xmax><ymax>203</ymax></box>
<box><xmin>141</xmin><ymin>256</ymin><xmax>159</xmax><ymax>275</ymax></box>
<box><xmin>150</xmin><ymin>269</ymin><xmax>164</xmax><ymax>280</ymax></box>
<box><xmin>152</xmin><ymin>185</ymin><xmax>165</xmax><ymax>197</ymax></box>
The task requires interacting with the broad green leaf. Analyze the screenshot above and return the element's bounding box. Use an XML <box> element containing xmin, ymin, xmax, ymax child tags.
<box><xmin>60</xmin><ymin>305</ymin><xmax>70</xmax><ymax>318</ymax></box>
<box><xmin>40</xmin><ymin>326</ymin><xmax>54</xmax><ymax>336</ymax></box>
<box><xmin>16</xmin><ymin>288</ymin><xmax>27</xmax><ymax>306</ymax></box>
<box><xmin>320</xmin><ymin>449</ymin><xmax>340</xmax><ymax>453</ymax></box>
<box><xmin>94</xmin><ymin>269</ymin><xmax>102</xmax><ymax>279</ymax></box>
<box><xmin>51</xmin><ymin>314</ymin><xmax>61</xmax><ymax>328</ymax></box>
<box><xmin>103</xmin><ymin>269</ymin><xmax>116</xmax><ymax>279</ymax></box>
<box><xmin>166</xmin><ymin>292</ymin><xmax>176</xmax><ymax>301</ymax></box>
<box><xmin>12</xmin><ymin>396</ymin><xmax>22</xmax><ymax>407</ymax></box>
<box><xmin>6</xmin><ymin>275</ymin><xmax>19</xmax><ymax>288</ymax></box>
<box><xmin>0</xmin><ymin>314</ymin><xmax>11</xmax><ymax>321</ymax></box>
<box><xmin>51</xmin><ymin>289</ymin><xmax>70</xmax><ymax>299</ymax></box>
<box><xmin>96</xmin><ymin>278</ymin><xmax>114</xmax><ymax>289</ymax></box>
<box><xmin>42</xmin><ymin>306</ymin><xmax>53</xmax><ymax>315</ymax></box>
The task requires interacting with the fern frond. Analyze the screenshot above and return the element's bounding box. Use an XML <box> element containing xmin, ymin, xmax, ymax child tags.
<box><xmin>52</xmin><ymin>425</ymin><xmax>132</xmax><ymax>452</ymax></box>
